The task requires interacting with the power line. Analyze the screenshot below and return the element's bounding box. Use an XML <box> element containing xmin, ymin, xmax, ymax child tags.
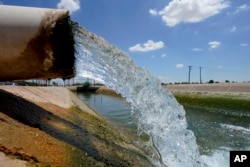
<box><xmin>188</xmin><ymin>66</ymin><xmax>192</xmax><ymax>83</ymax></box>
<box><xmin>199</xmin><ymin>67</ymin><xmax>202</xmax><ymax>84</ymax></box>
<box><xmin>202</xmin><ymin>66</ymin><xmax>250</xmax><ymax>74</ymax></box>
<box><xmin>182</xmin><ymin>66</ymin><xmax>250</xmax><ymax>83</ymax></box>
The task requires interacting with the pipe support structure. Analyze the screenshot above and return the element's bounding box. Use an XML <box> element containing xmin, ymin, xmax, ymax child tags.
<box><xmin>0</xmin><ymin>5</ymin><xmax>75</xmax><ymax>81</ymax></box>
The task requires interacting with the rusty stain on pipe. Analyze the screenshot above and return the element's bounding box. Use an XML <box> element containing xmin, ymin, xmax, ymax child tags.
<box><xmin>0</xmin><ymin>5</ymin><xmax>75</xmax><ymax>81</ymax></box>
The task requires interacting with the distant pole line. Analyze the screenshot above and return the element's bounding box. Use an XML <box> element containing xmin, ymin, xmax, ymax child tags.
<box><xmin>199</xmin><ymin>67</ymin><xmax>202</xmax><ymax>84</ymax></box>
<box><xmin>188</xmin><ymin>66</ymin><xmax>192</xmax><ymax>83</ymax></box>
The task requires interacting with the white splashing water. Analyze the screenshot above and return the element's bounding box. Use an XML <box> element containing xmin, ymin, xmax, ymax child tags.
<box><xmin>73</xmin><ymin>24</ymin><xmax>208</xmax><ymax>167</ymax></box>
<box><xmin>201</xmin><ymin>148</ymin><xmax>229</xmax><ymax>167</ymax></box>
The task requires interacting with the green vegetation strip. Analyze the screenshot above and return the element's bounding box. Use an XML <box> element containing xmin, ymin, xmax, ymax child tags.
<box><xmin>174</xmin><ymin>94</ymin><xmax>250</xmax><ymax>112</ymax></box>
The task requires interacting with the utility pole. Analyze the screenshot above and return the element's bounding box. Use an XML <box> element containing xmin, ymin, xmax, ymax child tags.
<box><xmin>188</xmin><ymin>66</ymin><xmax>192</xmax><ymax>83</ymax></box>
<box><xmin>199</xmin><ymin>67</ymin><xmax>202</xmax><ymax>84</ymax></box>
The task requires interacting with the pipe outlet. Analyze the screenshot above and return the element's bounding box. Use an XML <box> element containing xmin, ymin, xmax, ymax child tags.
<box><xmin>0</xmin><ymin>5</ymin><xmax>75</xmax><ymax>81</ymax></box>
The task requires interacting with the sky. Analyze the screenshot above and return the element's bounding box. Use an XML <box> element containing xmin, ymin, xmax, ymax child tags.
<box><xmin>1</xmin><ymin>0</ymin><xmax>250</xmax><ymax>83</ymax></box>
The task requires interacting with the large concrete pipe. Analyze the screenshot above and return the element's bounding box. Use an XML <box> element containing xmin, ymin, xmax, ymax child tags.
<box><xmin>0</xmin><ymin>5</ymin><xmax>75</xmax><ymax>81</ymax></box>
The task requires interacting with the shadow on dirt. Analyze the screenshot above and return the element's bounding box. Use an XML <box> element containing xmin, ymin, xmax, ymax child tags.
<box><xmin>0</xmin><ymin>89</ymin><xmax>152</xmax><ymax>167</ymax></box>
<box><xmin>0</xmin><ymin>89</ymin><xmax>100</xmax><ymax>161</ymax></box>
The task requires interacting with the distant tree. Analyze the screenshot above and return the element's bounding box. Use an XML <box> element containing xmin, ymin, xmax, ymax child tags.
<box><xmin>83</xmin><ymin>81</ymin><xmax>91</xmax><ymax>88</ymax></box>
<box><xmin>208</xmin><ymin>80</ymin><xmax>214</xmax><ymax>84</ymax></box>
<box><xmin>225</xmin><ymin>80</ymin><xmax>230</xmax><ymax>83</ymax></box>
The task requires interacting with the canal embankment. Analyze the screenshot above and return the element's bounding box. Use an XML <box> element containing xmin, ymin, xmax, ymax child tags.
<box><xmin>163</xmin><ymin>83</ymin><xmax>250</xmax><ymax>113</ymax></box>
<box><xmin>72</xmin><ymin>83</ymin><xmax>250</xmax><ymax>112</ymax></box>
<box><xmin>0</xmin><ymin>86</ymin><xmax>152</xmax><ymax>167</ymax></box>
<box><xmin>71</xmin><ymin>83</ymin><xmax>250</xmax><ymax>100</ymax></box>
<box><xmin>163</xmin><ymin>83</ymin><xmax>250</xmax><ymax>98</ymax></box>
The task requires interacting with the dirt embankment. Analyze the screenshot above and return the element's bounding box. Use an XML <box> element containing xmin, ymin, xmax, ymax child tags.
<box><xmin>163</xmin><ymin>83</ymin><xmax>250</xmax><ymax>94</ymax></box>
<box><xmin>163</xmin><ymin>83</ymin><xmax>250</xmax><ymax>99</ymax></box>
<box><xmin>0</xmin><ymin>86</ymin><xmax>151</xmax><ymax>167</ymax></box>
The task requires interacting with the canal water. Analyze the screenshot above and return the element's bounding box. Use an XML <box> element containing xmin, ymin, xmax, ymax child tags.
<box><xmin>77</xmin><ymin>92</ymin><xmax>250</xmax><ymax>167</ymax></box>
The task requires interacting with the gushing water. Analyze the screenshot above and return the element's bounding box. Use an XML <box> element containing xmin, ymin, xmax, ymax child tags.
<box><xmin>73</xmin><ymin>23</ymin><xmax>207</xmax><ymax>167</ymax></box>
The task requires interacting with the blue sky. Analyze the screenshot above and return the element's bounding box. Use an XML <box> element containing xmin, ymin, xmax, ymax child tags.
<box><xmin>1</xmin><ymin>0</ymin><xmax>250</xmax><ymax>83</ymax></box>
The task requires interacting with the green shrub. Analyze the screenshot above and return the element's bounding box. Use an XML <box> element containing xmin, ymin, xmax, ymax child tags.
<box><xmin>82</xmin><ymin>81</ymin><xmax>91</xmax><ymax>88</ymax></box>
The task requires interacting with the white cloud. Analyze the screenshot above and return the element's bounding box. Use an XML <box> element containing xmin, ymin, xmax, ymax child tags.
<box><xmin>149</xmin><ymin>8</ymin><xmax>158</xmax><ymax>16</ymax></box>
<box><xmin>240</xmin><ymin>43</ymin><xmax>248</xmax><ymax>47</ymax></box>
<box><xmin>234</xmin><ymin>4</ymin><xmax>250</xmax><ymax>13</ymax></box>
<box><xmin>176</xmin><ymin>64</ymin><xmax>184</xmax><ymax>68</ymax></box>
<box><xmin>161</xmin><ymin>54</ymin><xmax>167</xmax><ymax>58</ymax></box>
<box><xmin>129</xmin><ymin>40</ymin><xmax>164</xmax><ymax>52</ymax></box>
<box><xmin>192</xmin><ymin>48</ymin><xmax>203</xmax><ymax>52</ymax></box>
<box><xmin>158</xmin><ymin>0</ymin><xmax>230</xmax><ymax>27</ymax></box>
<box><xmin>57</xmin><ymin>0</ymin><xmax>80</xmax><ymax>14</ymax></box>
<box><xmin>209</xmin><ymin>41</ymin><xmax>221</xmax><ymax>50</ymax></box>
<box><xmin>230</xmin><ymin>25</ymin><xmax>237</xmax><ymax>32</ymax></box>
<box><xmin>228</xmin><ymin>4</ymin><xmax>250</xmax><ymax>14</ymax></box>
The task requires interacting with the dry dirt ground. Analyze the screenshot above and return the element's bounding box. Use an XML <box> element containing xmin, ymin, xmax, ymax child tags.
<box><xmin>0</xmin><ymin>86</ymin><xmax>151</xmax><ymax>167</ymax></box>
<box><xmin>163</xmin><ymin>83</ymin><xmax>250</xmax><ymax>99</ymax></box>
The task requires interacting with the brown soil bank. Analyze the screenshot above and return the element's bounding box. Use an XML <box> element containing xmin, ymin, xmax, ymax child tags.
<box><xmin>0</xmin><ymin>86</ymin><xmax>151</xmax><ymax>167</ymax></box>
<box><xmin>162</xmin><ymin>83</ymin><xmax>250</xmax><ymax>101</ymax></box>
<box><xmin>163</xmin><ymin>83</ymin><xmax>250</xmax><ymax>94</ymax></box>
